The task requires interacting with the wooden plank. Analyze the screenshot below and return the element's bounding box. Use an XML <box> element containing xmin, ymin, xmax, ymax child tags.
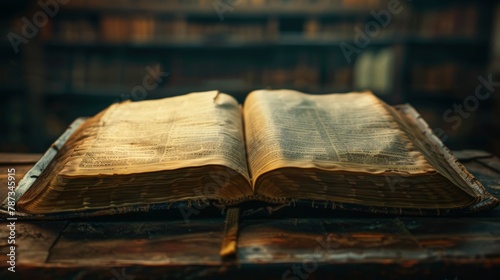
<box><xmin>399</xmin><ymin>218</ymin><xmax>500</xmax><ymax>262</ymax></box>
<box><xmin>0</xmin><ymin>222</ymin><xmax>67</xmax><ymax>266</ymax></box>
<box><xmin>0</xmin><ymin>265</ymin><xmax>234</xmax><ymax>279</ymax></box>
<box><xmin>238</xmin><ymin>218</ymin><xmax>427</xmax><ymax>263</ymax></box>
<box><xmin>238</xmin><ymin>219</ymin><xmax>328</xmax><ymax>263</ymax></box>
<box><xmin>47</xmin><ymin>220</ymin><xmax>224</xmax><ymax>266</ymax></box>
<box><xmin>0</xmin><ymin>153</ymin><xmax>42</xmax><ymax>165</ymax></box>
<box><xmin>237</xmin><ymin>217</ymin><xmax>500</xmax><ymax>279</ymax></box>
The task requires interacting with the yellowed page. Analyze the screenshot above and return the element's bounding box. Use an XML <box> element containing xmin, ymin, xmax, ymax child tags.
<box><xmin>61</xmin><ymin>91</ymin><xmax>250</xmax><ymax>180</ymax></box>
<box><xmin>243</xmin><ymin>90</ymin><xmax>435</xmax><ymax>184</ymax></box>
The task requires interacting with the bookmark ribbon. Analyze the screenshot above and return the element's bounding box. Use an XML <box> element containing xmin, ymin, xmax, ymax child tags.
<box><xmin>220</xmin><ymin>207</ymin><xmax>240</xmax><ymax>260</ymax></box>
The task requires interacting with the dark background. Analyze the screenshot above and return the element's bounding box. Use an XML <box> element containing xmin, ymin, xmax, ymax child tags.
<box><xmin>1</xmin><ymin>0</ymin><xmax>499</xmax><ymax>155</ymax></box>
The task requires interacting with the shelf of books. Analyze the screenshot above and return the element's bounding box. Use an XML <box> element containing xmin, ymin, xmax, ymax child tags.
<box><xmin>38</xmin><ymin>0</ymin><xmax>411</xmax><ymax>102</ymax></box>
<box><xmin>1</xmin><ymin>0</ymin><xmax>498</xmax><ymax>153</ymax></box>
<box><xmin>63</xmin><ymin>0</ymin><xmax>389</xmax><ymax>16</ymax></box>
<box><xmin>37</xmin><ymin>0</ymin><xmax>492</xmax><ymax>98</ymax></box>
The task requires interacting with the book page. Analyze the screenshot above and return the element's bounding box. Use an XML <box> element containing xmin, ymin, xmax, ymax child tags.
<box><xmin>243</xmin><ymin>90</ymin><xmax>435</xmax><ymax>182</ymax></box>
<box><xmin>61</xmin><ymin>91</ymin><xmax>250</xmax><ymax>179</ymax></box>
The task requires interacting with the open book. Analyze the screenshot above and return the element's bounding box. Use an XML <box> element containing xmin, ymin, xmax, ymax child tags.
<box><xmin>5</xmin><ymin>90</ymin><xmax>499</xmax><ymax>217</ymax></box>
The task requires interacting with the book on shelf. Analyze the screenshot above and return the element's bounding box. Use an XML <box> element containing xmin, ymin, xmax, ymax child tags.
<box><xmin>417</xmin><ymin>4</ymin><xmax>478</xmax><ymax>39</ymax></box>
<box><xmin>2</xmin><ymin>89</ymin><xmax>498</xmax><ymax>218</ymax></box>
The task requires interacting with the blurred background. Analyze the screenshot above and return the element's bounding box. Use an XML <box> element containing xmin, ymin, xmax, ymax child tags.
<box><xmin>0</xmin><ymin>0</ymin><xmax>499</xmax><ymax>154</ymax></box>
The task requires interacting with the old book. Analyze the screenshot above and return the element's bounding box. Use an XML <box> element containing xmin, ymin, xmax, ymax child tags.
<box><xmin>3</xmin><ymin>90</ymin><xmax>498</xmax><ymax>217</ymax></box>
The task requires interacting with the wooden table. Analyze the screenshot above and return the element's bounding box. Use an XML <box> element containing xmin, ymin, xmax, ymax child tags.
<box><xmin>1</xmin><ymin>151</ymin><xmax>500</xmax><ymax>279</ymax></box>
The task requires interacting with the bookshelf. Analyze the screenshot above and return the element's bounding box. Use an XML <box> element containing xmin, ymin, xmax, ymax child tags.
<box><xmin>1</xmin><ymin>0</ymin><xmax>498</xmax><ymax>154</ymax></box>
<box><xmin>39</xmin><ymin>0</ymin><xmax>406</xmax><ymax>102</ymax></box>
<box><xmin>0</xmin><ymin>5</ymin><xmax>30</xmax><ymax>152</ymax></box>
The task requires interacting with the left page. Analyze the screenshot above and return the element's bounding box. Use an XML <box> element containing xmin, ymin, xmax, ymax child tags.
<box><xmin>17</xmin><ymin>91</ymin><xmax>252</xmax><ymax>214</ymax></box>
<box><xmin>61</xmin><ymin>91</ymin><xmax>250</xmax><ymax>178</ymax></box>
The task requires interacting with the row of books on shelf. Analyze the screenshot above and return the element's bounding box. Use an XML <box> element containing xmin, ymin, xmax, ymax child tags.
<box><xmin>41</xmin><ymin>55</ymin><xmax>484</xmax><ymax>97</ymax></box>
<box><xmin>45</xmin><ymin>53</ymin><xmax>343</xmax><ymax>92</ymax></box>
<box><xmin>48</xmin><ymin>17</ymin><xmax>407</xmax><ymax>43</ymax></box>
<box><xmin>57</xmin><ymin>18</ymin><xmax>276</xmax><ymax>43</ymax></box>
<box><xmin>411</xmin><ymin>4</ymin><xmax>479</xmax><ymax>39</ymax></box>
<box><xmin>410</xmin><ymin>63</ymin><xmax>483</xmax><ymax>94</ymax></box>
<box><xmin>21</xmin><ymin>51</ymin><xmax>488</xmax><ymax>99</ymax></box>
<box><xmin>50</xmin><ymin>16</ymin><xmax>386</xmax><ymax>43</ymax></box>
<box><xmin>40</xmin><ymin>5</ymin><xmax>479</xmax><ymax>45</ymax></box>
<box><xmin>64</xmin><ymin>0</ymin><xmax>387</xmax><ymax>10</ymax></box>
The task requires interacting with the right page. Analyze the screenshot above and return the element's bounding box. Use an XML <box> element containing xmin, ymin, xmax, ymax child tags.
<box><xmin>243</xmin><ymin>89</ymin><xmax>482</xmax><ymax>210</ymax></box>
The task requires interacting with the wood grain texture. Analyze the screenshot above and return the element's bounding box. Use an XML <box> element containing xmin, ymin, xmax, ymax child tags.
<box><xmin>48</xmin><ymin>220</ymin><xmax>224</xmax><ymax>266</ymax></box>
<box><xmin>0</xmin><ymin>153</ymin><xmax>42</xmax><ymax>165</ymax></box>
<box><xmin>0</xmin><ymin>222</ymin><xmax>67</xmax><ymax>265</ymax></box>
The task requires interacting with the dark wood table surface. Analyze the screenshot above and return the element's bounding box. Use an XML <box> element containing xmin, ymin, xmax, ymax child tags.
<box><xmin>1</xmin><ymin>151</ymin><xmax>500</xmax><ymax>280</ymax></box>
